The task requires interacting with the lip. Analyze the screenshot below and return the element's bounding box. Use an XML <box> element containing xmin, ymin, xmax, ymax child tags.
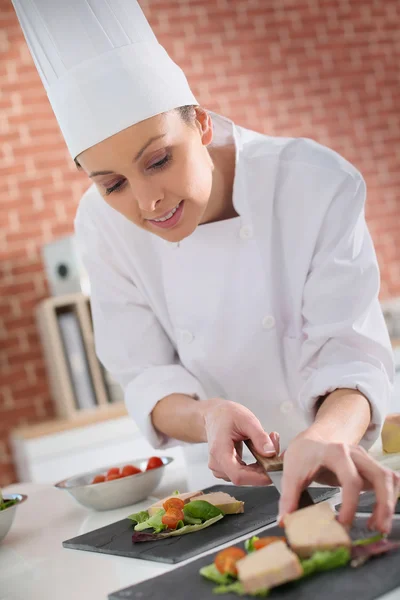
<box><xmin>146</xmin><ymin>200</ymin><xmax>184</xmax><ymax>230</ymax></box>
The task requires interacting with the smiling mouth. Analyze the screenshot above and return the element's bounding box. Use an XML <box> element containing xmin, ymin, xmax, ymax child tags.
<box><xmin>149</xmin><ymin>203</ymin><xmax>181</xmax><ymax>222</ymax></box>
<box><xmin>146</xmin><ymin>200</ymin><xmax>183</xmax><ymax>222</ymax></box>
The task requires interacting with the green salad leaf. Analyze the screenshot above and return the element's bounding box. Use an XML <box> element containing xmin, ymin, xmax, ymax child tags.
<box><xmin>214</xmin><ymin>582</ymin><xmax>269</xmax><ymax>597</ymax></box>
<box><xmin>0</xmin><ymin>489</ymin><xmax>18</xmax><ymax>511</ymax></box>
<box><xmin>127</xmin><ymin>510</ymin><xmax>150</xmax><ymax>525</ymax></box>
<box><xmin>132</xmin><ymin>514</ymin><xmax>224</xmax><ymax>542</ymax></box>
<box><xmin>200</xmin><ymin>564</ymin><xmax>233</xmax><ymax>585</ymax></box>
<box><xmin>184</xmin><ymin>515</ymin><xmax>203</xmax><ymax>525</ymax></box>
<box><xmin>184</xmin><ymin>500</ymin><xmax>223</xmax><ymax>522</ymax></box>
<box><xmin>134</xmin><ymin>509</ymin><xmax>167</xmax><ymax>534</ymax></box>
<box><xmin>244</xmin><ymin>536</ymin><xmax>260</xmax><ymax>553</ymax></box>
<box><xmin>353</xmin><ymin>533</ymin><xmax>383</xmax><ymax>547</ymax></box>
<box><xmin>300</xmin><ymin>547</ymin><xmax>350</xmax><ymax>577</ymax></box>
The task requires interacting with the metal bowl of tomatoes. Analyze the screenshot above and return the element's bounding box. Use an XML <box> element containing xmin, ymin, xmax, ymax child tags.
<box><xmin>54</xmin><ymin>456</ymin><xmax>173</xmax><ymax>511</ymax></box>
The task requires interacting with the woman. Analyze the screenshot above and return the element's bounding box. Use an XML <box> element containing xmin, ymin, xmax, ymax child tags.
<box><xmin>13</xmin><ymin>0</ymin><xmax>399</xmax><ymax>532</ymax></box>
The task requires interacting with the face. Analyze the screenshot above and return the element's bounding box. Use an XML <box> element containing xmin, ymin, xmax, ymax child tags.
<box><xmin>77</xmin><ymin>108</ymin><xmax>214</xmax><ymax>242</ymax></box>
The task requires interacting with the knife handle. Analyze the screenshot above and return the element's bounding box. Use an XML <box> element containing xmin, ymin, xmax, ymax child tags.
<box><xmin>244</xmin><ymin>439</ymin><xmax>283</xmax><ymax>472</ymax></box>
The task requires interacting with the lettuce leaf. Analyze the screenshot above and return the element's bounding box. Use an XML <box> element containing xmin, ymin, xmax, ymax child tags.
<box><xmin>351</xmin><ymin>538</ymin><xmax>400</xmax><ymax>567</ymax></box>
<box><xmin>134</xmin><ymin>509</ymin><xmax>167</xmax><ymax>534</ymax></box>
<box><xmin>127</xmin><ymin>510</ymin><xmax>150</xmax><ymax>525</ymax></box>
<box><xmin>184</xmin><ymin>500</ymin><xmax>223</xmax><ymax>522</ymax></box>
<box><xmin>184</xmin><ymin>515</ymin><xmax>203</xmax><ymax>525</ymax></box>
<box><xmin>244</xmin><ymin>536</ymin><xmax>259</xmax><ymax>553</ymax></box>
<box><xmin>200</xmin><ymin>564</ymin><xmax>233</xmax><ymax>585</ymax></box>
<box><xmin>300</xmin><ymin>547</ymin><xmax>350</xmax><ymax>577</ymax></box>
<box><xmin>353</xmin><ymin>533</ymin><xmax>383</xmax><ymax>547</ymax></box>
<box><xmin>132</xmin><ymin>514</ymin><xmax>224</xmax><ymax>543</ymax></box>
<box><xmin>213</xmin><ymin>582</ymin><xmax>269</xmax><ymax>596</ymax></box>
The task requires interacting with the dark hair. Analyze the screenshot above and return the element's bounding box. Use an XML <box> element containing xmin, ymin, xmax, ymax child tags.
<box><xmin>176</xmin><ymin>104</ymin><xmax>197</xmax><ymax>124</ymax></box>
<box><xmin>74</xmin><ymin>105</ymin><xmax>197</xmax><ymax>168</ymax></box>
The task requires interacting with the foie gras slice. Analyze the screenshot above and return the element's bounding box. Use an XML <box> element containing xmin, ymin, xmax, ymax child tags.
<box><xmin>283</xmin><ymin>501</ymin><xmax>351</xmax><ymax>558</ymax></box>
<box><xmin>236</xmin><ymin>540</ymin><xmax>302</xmax><ymax>593</ymax></box>
<box><xmin>194</xmin><ymin>491</ymin><xmax>244</xmax><ymax>514</ymax></box>
<box><xmin>147</xmin><ymin>490</ymin><xmax>204</xmax><ymax>516</ymax></box>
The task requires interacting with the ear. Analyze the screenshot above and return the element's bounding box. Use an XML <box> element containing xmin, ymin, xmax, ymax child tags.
<box><xmin>194</xmin><ymin>107</ymin><xmax>213</xmax><ymax>146</ymax></box>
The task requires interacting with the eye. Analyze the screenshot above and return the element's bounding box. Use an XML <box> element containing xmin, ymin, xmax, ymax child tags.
<box><xmin>148</xmin><ymin>153</ymin><xmax>172</xmax><ymax>172</ymax></box>
<box><xmin>105</xmin><ymin>179</ymin><xmax>127</xmax><ymax>195</ymax></box>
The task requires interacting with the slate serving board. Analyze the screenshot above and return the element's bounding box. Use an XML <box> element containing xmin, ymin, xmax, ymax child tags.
<box><xmin>63</xmin><ymin>484</ymin><xmax>337</xmax><ymax>565</ymax></box>
<box><xmin>109</xmin><ymin>518</ymin><xmax>400</xmax><ymax>600</ymax></box>
<box><xmin>336</xmin><ymin>491</ymin><xmax>400</xmax><ymax>514</ymax></box>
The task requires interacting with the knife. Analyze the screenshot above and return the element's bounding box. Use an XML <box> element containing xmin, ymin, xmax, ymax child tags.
<box><xmin>244</xmin><ymin>439</ymin><xmax>315</xmax><ymax>509</ymax></box>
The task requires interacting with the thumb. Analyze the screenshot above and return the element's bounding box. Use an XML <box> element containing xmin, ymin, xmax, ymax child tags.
<box><xmin>249</xmin><ymin>425</ymin><xmax>276</xmax><ymax>457</ymax></box>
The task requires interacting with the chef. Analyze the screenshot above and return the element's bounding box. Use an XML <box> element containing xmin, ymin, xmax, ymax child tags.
<box><xmin>12</xmin><ymin>0</ymin><xmax>399</xmax><ymax>532</ymax></box>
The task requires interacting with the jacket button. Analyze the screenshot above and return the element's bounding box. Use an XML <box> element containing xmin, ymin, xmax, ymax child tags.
<box><xmin>180</xmin><ymin>330</ymin><xmax>194</xmax><ymax>344</ymax></box>
<box><xmin>239</xmin><ymin>225</ymin><xmax>253</xmax><ymax>240</ymax></box>
<box><xmin>280</xmin><ymin>401</ymin><xmax>294</xmax><ymax>414</ymax></box>
<box><xmin>262</xmin><ymin>315</ymin><xmax>275</xmax><ymax>330</ymax></box>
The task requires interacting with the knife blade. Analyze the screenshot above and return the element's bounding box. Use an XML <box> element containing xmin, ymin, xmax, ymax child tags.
<box><xmin>244</xmin><ymin>439</ymin><xmax>315</xmax><ymax>509</ymax></box>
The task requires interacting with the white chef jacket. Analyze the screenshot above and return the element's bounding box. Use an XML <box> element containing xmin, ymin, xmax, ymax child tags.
<box><xmin>74</xmin><ymin>113</ymin><xmax>394</xmax><ymax>490</ymax></box>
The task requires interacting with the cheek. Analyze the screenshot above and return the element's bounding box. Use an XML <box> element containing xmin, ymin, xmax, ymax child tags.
<box><xmin>172</xmin><ymin>151</ymin><xmax>212</xmax><ymax>202</ymax></box>
<box><xmin>97</xmin><ymin>187</ymin><xmax>141</xmax><ymax>223</ymax></box>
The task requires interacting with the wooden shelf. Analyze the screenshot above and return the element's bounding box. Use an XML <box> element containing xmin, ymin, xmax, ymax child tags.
<box><xmin>12</xmin><ymin>402</ymin><xmax>128</xmax><ymax>440</ymax></box>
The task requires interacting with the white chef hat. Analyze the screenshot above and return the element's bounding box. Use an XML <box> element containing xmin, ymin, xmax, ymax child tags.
<box><xmin>12</xmin><ymin>0</ymin><xmax>198</xmax><ymax>159</ymax></box>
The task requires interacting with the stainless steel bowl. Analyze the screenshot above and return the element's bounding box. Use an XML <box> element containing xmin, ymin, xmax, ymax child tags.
<box><xmin>54</xmin><ymin>456</ymin><xmax>174</xmax><ymax>511</ymax></box>
<box><xmin>0</xmin><ymin>494</ymin><xmax>28</xmax><ymax>543</ymax></box>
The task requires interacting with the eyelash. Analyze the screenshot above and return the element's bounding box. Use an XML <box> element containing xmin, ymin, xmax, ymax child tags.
<box><xmin>105</xmin><ymin>153</ymin><xmax>172</xmax><ymax>195</ymax></box>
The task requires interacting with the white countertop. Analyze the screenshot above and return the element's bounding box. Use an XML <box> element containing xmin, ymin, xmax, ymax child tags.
<box><xmin>2</xmin><ymin>462</ymin><xmax>400</xmax><ymax>600</ymax></box>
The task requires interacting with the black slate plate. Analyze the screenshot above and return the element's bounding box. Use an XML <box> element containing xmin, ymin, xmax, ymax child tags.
<box><xmin>109</xmin><ymin>518</ymin><xmax>400</xmax><ymax>600</ymax></box>
<box><xmin>63</xmin><ymin>484</ymin><xmax>337</xmax><ymax>564</ymax></box>
<box><xmin>335</xmin><ymin>492</ymin><xmax>400</xmax><ymax>514</ymax></box>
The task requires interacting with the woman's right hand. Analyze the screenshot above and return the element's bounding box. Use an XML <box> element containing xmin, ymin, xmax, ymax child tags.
<box><xmin>201</xmin><ymin>398</ymin><xmax>280</xmax><ymax>486</ymax></box>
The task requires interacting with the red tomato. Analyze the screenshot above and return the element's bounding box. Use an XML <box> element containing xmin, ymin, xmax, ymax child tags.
<box><xmin>92</xmin><ymin>474</ymin><xmax>106</xmax><ymax>484</ymax></box>
<box><xmin>107</xmin><ymin>467</ymin><xmax>120</xmax><ymax>477</ymax></box>
<box><xmin>105</xmin><ymin>473</ymin><xmax>122</xmax><ymax>481</ymax></box>
<box><xmin>253</xmin><ymin>537</ymin><xmax>284</xmax><ymax>551</ymax></box>
<box><xmin>163</xmin><ymin>497</ymin><xmax>185</xmax><ymax>511</ymax></box>
<box><xmin>121</xmin><ymin>465</ymin><xmax>142</xmax><ymax>477</ymax></box>
<box><xmin>146</xmin><ymin>456</ymin><xmax>163</xmax><ymax>471</ymax></box>
<box><xmin>162</xmin><ymin>508</ymin><xmax>184</xmax><ymax>530</ymax></box>
<box><xmin>215</xmin><ymin>547</ymin><xmax>246</xmax><ymax>576</ymax></box>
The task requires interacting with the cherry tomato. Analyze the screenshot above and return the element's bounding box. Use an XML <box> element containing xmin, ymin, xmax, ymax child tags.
<box><xmin>92</xmin><ymin>474</ymin><xmax>106</xmax><ymax>484</ymax></box>
<box><xmin>121</xmin><ymin>465</ymin><xmax>142</xmax><ymax>477</ymax></box>
<box><xmin>146</xmin><ymin>456</ymin><xmax>163</xmax><ymax>471</ymax></box>
<box><xmin>162</xmin><ymin>509</ymin><xmax>184</xmax><ymax>530</ymax></box>
<box><xmin>163</xmin><ymin>497</ymin><xmax>185</xmax><ymax>511</ymax></box>
<box><xmin>107</xmin><ymin>467</ymin><xmax>120</xmax><ymax>477</ymax></box>
<box><xmin>105</xmin><ymin>473</ymin><xmax>122</xmax><ymax>481</ymax></box>
<box><xmin>215</xmin><ymin>547</ymin><xmax>246</xmax><ymax>576</ymax></box>
<box><xmin>253</xmin><ymin>537</ymin><xmax>284</xmax><ymax>551</ymax></box>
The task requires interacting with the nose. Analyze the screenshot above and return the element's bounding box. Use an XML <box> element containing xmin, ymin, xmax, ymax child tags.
<box><xmin>137</xmin><ymin>197</ymin><xmax>162</xmax><ymax>213</ymax></box>
<box><xmin>133</xmin><ymin>183</ymin><xmax>163</xmax><ymax>213</ymax></box>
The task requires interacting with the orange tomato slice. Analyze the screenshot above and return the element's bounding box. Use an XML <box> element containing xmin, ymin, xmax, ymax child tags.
<box><xmin>163</xmin><ymin>497</ymin><xmax>185</xmax><ymax>511</ymax></box>
<box><xmin>253</xmin><ymin>536</ymin><xmax>285</xmax><ymax>551</ymax></box>
<box><xmin>214</xmin><ymin>547</ymin><xmax>246</xmax><ymax>576</ymax></box>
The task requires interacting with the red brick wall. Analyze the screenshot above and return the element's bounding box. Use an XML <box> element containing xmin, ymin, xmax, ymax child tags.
<box><xmin>1</xmin><ymin>0</ymin><xmax>399</xmax><ymax>485</ymax></box>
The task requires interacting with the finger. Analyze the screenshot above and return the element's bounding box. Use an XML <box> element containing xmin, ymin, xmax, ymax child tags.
<box><xmin>270</xmin><ymin>431</ymin><xmax>280</xmax><ymax>455</ymax></box>
<box><xmin>321</xmin><ymin>444</ymin><xmax>363</xmax><ymax>527</ymax></box>
<box><xmin>211</xmin><ymin>469</ymin><xmax>231</xmax><ymax>482</ymax></box>
<box><xmin>221</xmin><ymin>451</ymin><xmax>272</xmax><ymax>486</ymax></box>
<box><xmin>278</xmin><ymin>469</ymin><xmax>307</xmax><ymax>520</ymax></box>
<box><xmin>234</xmin><ymin>441</ymin><xmax>244</xmax><ymax>463</ymax></box>
<box><xmin>249</xmin><ymin>426</ymin><xmax>276</xmax><ymax>457</ymax></box>
<box><xmin>239</xmin><ymin>413</ymin><xmax>277</xmax><ymax>456</ymax></box>
<box><xmin>351</xmin><ymin>448</ymin><xmax>396</xmax><ymax>534</ymax></box>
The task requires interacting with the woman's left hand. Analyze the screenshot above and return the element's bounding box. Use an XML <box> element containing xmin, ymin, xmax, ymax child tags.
<box><xmin>279</xmin><ymin>431</ymin><xmax>400</xmax><ymax>534</ymax></box>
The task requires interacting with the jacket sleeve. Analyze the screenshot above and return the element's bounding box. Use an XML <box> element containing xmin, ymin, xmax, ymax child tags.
<box><xmin>297</xmin><ymin>172</ymin><xmax>394</xmax><ymax>448</ymax></box>
<box><xmin>74</xmin><ymin>202</ymin><xmax>207</xmax><ymax>449</ymax></box>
